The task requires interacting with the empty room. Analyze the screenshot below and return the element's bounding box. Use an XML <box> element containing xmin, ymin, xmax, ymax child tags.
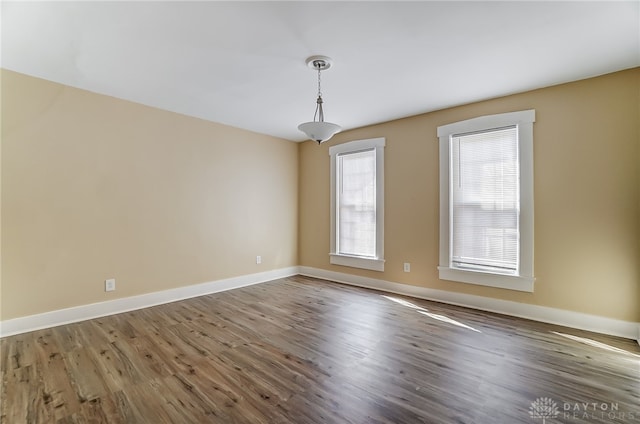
<box><xmin>1</xmin><ymin>2</ymin><xmax>639</xmax><ymax>423</ymax></box>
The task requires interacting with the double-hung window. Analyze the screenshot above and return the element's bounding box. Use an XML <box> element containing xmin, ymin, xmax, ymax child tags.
<box><xmin>329</xmin><ymin>137</ymin><xmax>385</xmax><ymax>271</ymax></box>
<box><xmin>437</xmin><ymin>110</ymin><xmax>535</xmax><ymax>292</ymax></box>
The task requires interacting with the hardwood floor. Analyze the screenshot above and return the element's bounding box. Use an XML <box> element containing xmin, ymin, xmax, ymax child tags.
<box><xmin>1</xmin><ymin>275</ymin><xmax>639</xmax><ymax>423</ymax></box>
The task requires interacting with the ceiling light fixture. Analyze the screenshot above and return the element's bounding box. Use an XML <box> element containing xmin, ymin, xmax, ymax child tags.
<box><xmin>298</xmin><ymin>55</ymin><xmax>341</xmax><ymax>144</ymax></box>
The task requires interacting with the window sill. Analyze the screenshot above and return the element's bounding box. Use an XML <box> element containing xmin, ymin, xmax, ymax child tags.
<box><xmin>438</xmin><ymin>266</ymin><xmax>534</xmax><ymax>292</ymax></box>
<box><xmin>330</xmin><ymin>253</ymin><xmax>385</xmax><ymax>272</ymax></box>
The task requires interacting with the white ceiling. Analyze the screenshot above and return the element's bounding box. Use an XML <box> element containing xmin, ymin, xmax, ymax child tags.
<box><xmin>2</xmin><ymin>1</ymin><xmax>639</xmax><ymax>142</ymax></box>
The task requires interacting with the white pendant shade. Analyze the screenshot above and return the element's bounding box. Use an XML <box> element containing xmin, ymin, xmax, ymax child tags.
<box><xmin>298</xmin><ymin>121</ymin><xmax>342</xmax><ymax>143</ymax></box>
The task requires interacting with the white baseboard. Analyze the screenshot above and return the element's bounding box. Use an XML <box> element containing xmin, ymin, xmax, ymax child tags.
<box><xmin>299</xmin><ymin>266</ymin><xmax>640</xmax><ymax>344</ymax></box>
<box><xmin>0</xmin><ymin>267</ymin><xmax>298</xmax><ymax>338</ymax></box>
<box><xmin>3</xmin><ymin>266</ymin><xmax>638</xmax><ymax>346</ymax></box>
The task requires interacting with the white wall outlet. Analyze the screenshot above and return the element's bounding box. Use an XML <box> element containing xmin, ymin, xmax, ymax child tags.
<box><xmin>403</xmin><ymin>263</ymin><xmax>411</xmax><ymax>272</ymax></box>
<box><xmin>256</xmin><ymin>255</ymin><xmax>262</xmax><ymax>264</ymax></box>
<box><xmin>105</xmin><ymin>278</ymin><xmax>116</xmax><ymax>292</ymax></box>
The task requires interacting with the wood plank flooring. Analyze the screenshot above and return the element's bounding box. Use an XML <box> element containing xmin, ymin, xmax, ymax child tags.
<box><xmin>1</xmin><ymin>275</ymin><xmax>639</xmax><ymax>423</ymax></box>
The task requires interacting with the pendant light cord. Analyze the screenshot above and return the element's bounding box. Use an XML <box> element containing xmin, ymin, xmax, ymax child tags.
<box><xmin>313</xmin><ymin>66</ymin><xmax>325</xmax><ymax>123</ymax></box>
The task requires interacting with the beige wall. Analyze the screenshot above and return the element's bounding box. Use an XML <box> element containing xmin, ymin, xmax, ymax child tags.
<box><xmin>1</xmin><ymin>70</ymin><xmax>298</xmax><ymax>320</ymax></box>
<box><xmin>2</xmin><ymin>68</ymin><xmax>638</xmax><ymax>324</ymax></box>
<box><xmin>299</xmin><ymin>68</ymin><xmax>639</xmax><ymax>322</ymax></box>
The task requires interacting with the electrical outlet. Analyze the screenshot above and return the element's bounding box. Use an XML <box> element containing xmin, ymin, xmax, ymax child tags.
<box><xmin>256</xmin><ymin>255</ymin><xmax>262</xmax><ymax>264</ymax></box>
<box><xmin>403</xmin><ymin>263</ymin><xmax>411</xmax><ymax>272</ymax></box>
<box><xmin>105</xmin><ymin>278</ymin><xmax>116</xmax><ymax>292</ymax></box>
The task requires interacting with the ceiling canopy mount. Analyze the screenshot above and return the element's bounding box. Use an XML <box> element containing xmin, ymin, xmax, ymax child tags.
<box><xmin>305</xmin><ymin>55</ymin><xmax>333</xmax><ymax>71</ymax></box>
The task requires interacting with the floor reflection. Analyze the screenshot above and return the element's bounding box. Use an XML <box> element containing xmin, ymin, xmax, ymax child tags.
<box><xmin>551</xmin><ymin>331</ymin><xmax>640</xmax><ymax>358</ymax></box>
<box><xmin>383</xmin><ymin>295</ymin><xmax>481</xmax><ymax>333</ymax></box>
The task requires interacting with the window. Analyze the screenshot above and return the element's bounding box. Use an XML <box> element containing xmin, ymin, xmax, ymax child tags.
<box><xmin>437</xmin><ymin>110</ymin><xmax>535</xmax><ymax>292</ymax></box>
<box><xmin>329</xmin><ymin>137</ymin><xmax>385</xmax><ymax>271</ymax></box>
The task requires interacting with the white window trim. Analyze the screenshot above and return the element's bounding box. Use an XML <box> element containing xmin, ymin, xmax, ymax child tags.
<box><xmin>329</xmin><ymin>137</ymin><xmax>385</xmax><ymax>272</ymax></box>
<box><xmin>437</xmin><ymin>110</ymin><xmax>535</xmax><ymax>292</ymax></box>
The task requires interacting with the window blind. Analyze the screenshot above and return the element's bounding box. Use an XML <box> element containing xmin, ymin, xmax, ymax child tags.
<box><xmin>451</xmin><ymin>126</ymin><xmax>519</xmax><ymax>273</ymax></box>
<box><xmin>337</xmin><ymin>149</ymin><xmax>376</xmax><ymax>257</ymax></box>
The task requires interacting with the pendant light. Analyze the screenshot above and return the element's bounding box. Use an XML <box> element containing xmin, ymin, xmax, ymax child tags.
<box><xmin>298</xmin><ymin>55</ymin><xmax>341</xmax><ymax>143</ymax></box>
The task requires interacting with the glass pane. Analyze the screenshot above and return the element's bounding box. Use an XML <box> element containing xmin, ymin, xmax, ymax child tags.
<box><xmin>451</xmin><ymin>126</ymin><xmax>519</xmax><ymax>273</ymax></box>
<box><xmin>338</xmin><ymin>149</ymin><xmax>376</xmax><ymax>257</ymax></box>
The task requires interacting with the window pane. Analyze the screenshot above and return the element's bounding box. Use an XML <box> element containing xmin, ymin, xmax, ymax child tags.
<box><xmin>451</xmin><ymin>126</ymin><xmax>519</xmax><ymax>273</ymax></box>
<box><xmin>338</xmin><ymin>149</ymin><xmax>376</xmax><ymax>257</ymax></box>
